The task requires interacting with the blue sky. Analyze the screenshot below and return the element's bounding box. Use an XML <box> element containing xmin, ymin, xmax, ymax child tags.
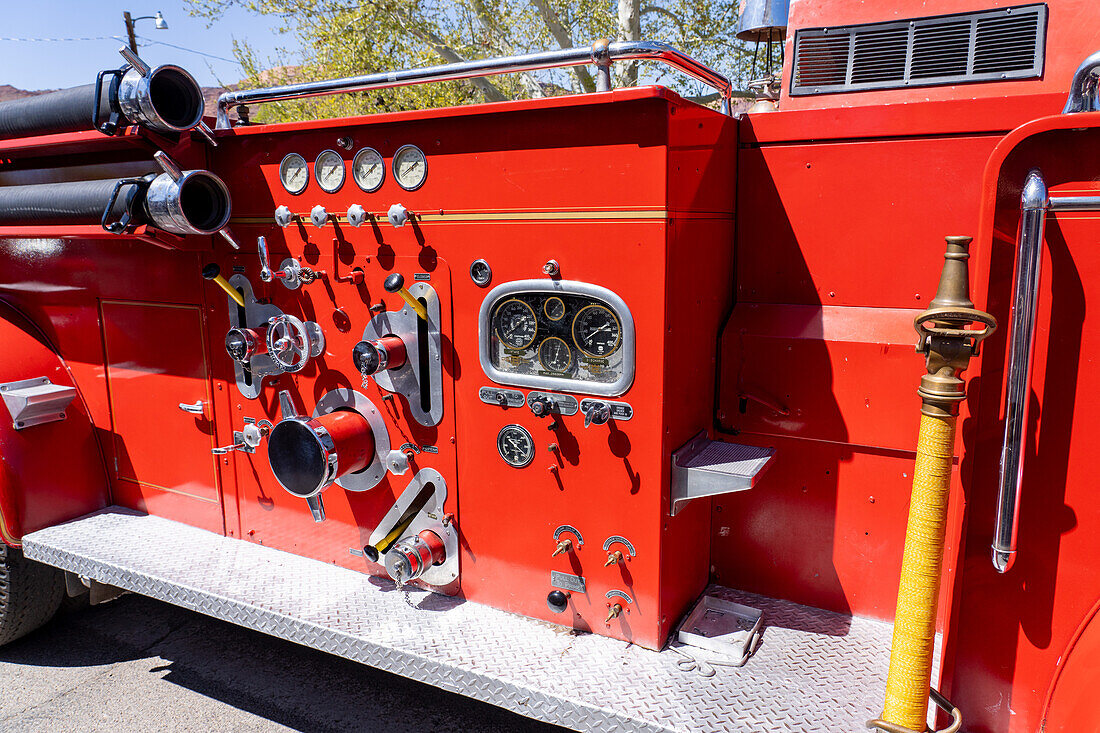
<box><xmin>0</xmin><ymin>1</ymin><xmax>294</xmax><ymax>90</ymax></box>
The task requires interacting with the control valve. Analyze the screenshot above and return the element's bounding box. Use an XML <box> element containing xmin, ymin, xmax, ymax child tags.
<box><xmin>581</xmin><ymin>400</ymin><xmax>611</xmax><ymax>427</ymax></box>
<box><xmin>224</xmin><ymin>326</ymin><xmax>266</xmax><ymax>364</ymax></box>
<box><xmin>266</xmin><ymin>314</ymin><xmax>325</xmax><ymax>373</ymax></box>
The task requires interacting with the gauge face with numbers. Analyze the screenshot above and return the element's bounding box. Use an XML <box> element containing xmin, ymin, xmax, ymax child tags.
<box><xmin>393</xmin><ymin>144</ymin><xmax>427</xmax><ymax>191</ymax></box>
<box><xmin>493</xmin><ymin>299</ymin><xmax>538</xmax><ymax>350</ymax></box>
<box><xmin>352</xmin><ymin>147</ymin><xmax>384</xmax><ymax>192</ymax></box>
<box><xmin>279</xmin><ymin>153</ymin><xmax>308</xmax><ymax>194</ymax></box>
<box><xmin>572</xmin><ymin>304</ymin><xmax>622</xmax><ymax>358</ymax></box>
<box><xmin>314</xmin><ymin>149</ymin><xmax>345</xmax><ymax>192</ymax></box>
<box><xmin>538</xmin><ymin>336</ymin><xmax>573</xmax><ymax>373</ymax></box>
<box><xmin>497</xmin><ymin>424</ymin><xmax>534</xmax><ymax>468</ymax></box>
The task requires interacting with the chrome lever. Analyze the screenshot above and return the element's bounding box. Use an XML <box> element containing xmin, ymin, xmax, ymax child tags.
<box><xmin>212</xmin><ymin>441</ymin><xmax>247</xmax><ymax>455</ymax></box>
<box><xmin>178</xmin><ymin>400</ymin><xmax>205</xmax><ymax>415</ymax></box>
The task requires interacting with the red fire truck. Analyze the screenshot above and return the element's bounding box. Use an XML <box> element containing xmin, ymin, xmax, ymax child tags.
<box><xmin>1</xmin><ymin>1</ymin><xmax>1098</xmax><ymax>730</ymax></box>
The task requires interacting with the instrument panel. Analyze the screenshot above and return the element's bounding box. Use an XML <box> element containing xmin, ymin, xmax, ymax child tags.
<box><xmin>478</xmin><ymin>280</ymin><xmax>635</xmax><ymax>396</ymax></box>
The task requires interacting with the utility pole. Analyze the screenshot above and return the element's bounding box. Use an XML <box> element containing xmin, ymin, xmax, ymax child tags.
<box><xmin>123</xmin><ymin>11</ymin><xmax>138</xmax><ymax>54</ymax></box>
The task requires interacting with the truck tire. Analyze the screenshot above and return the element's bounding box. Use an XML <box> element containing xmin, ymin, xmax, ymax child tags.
<box><xmin>0</xmin><ymin>543</ymin><xmax>64</xmax><ymax>646</ymax></box>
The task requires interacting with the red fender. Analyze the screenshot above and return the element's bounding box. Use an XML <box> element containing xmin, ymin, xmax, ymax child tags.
<box><xmin>0</xmin><ymin>301</ymin><xmax>109</xmax><ymax>545</ymax></box>
<box><xmin>1042</xmin><ymin>599</ymin><xmax>1100</xmax><ymax>732</ymax></box>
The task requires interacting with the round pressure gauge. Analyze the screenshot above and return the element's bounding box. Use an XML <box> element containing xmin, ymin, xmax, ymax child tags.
<box><xmin>494</xmin><ymin>299</ymin><xmax>538</xmax><ymax>350</ymax></box>
<box><xmin>314</xmin><ymin>149</ymin><xmax>346</xmax><ymax>193</ymax></box>
<box><xmin>538</xmin><ymin>336</ymin><xmax>574</xmax><ymax>373</ymax></box>
<box><xmin>572</xmin><ymin>304</ymin><xmax>622</xmax><ymax>358</ymax></box>
<box><xmin>497</xmin><ymin>424</ymin><xmax>535</xmax><ymax>468</ymax></box>
<box><xmin>279</xmin><ymin>153</ymin><xmax>308</xmax><ymax>194</ymax></box>
<box><xmin>543</xmin><ymin>296</ymin><xmax>565</xmax><ymax>321</ymax></box>
<box><xmin>352</xmin><ymin>147</ymin><xmax>384</xmax><ymax>192</ymax></box>
<box><xmin>393</xmin><ymin>144</ymin><xmax>427</xmax><ymax>191</ymax></box>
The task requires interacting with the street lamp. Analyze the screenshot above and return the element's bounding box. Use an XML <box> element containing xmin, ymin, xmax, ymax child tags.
<box><xmin>122</xmin><ymin>10</ymin><xmax>168</xmax><ymax>54</ymax></box>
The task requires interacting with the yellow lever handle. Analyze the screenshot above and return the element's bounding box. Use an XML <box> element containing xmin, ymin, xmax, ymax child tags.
<box><xmin>383</xmin><ymin>273</ymin><xmax>428</xmax><ymax>321</ymax></box>
<box><xmin>202</xmin><ymin>263</ymin><xmax>246</xmax><ymax>307</ymax></box>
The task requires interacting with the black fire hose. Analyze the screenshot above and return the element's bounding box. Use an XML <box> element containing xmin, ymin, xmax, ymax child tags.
<box><xmin>0</xmin><ymin>47</ymin><xmax>211</xmax><ymax>142</ymax></box>
<box><xmin>0</xmin><ymin>152</ymin><xmax>233</xmax><ymax>239</ymax></box>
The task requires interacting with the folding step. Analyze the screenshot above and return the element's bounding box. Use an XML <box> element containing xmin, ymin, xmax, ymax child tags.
<box><xmin>23</xmin><ymin>508</ymin><xmax>892</xmax><ymax>732</ymax></box>
<box><xmin>671</xmin><ymin>432</ymin><xmax>775</xmax><ymax>516</ymax></box>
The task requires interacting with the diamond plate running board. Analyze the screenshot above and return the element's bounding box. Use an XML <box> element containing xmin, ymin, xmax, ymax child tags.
<box><xmin>23</xmin><ymin>508</ymin><xmax>895</xmax><ymax>732</ymax></box>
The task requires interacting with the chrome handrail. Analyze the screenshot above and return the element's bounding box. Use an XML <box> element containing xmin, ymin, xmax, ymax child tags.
<box><xmin>215</xmin><ymin>40</ymin><xmax>734</xmax><ymax>128</ymax></box>
<box><xmin>993</xmin><ymin>170</ymin><xmax>1100</xmax><ymax>572</ymax></box>
<box><xmin>1063</xmin><ymin>48</ymin><xmax>1100</xmax><ymax>114</ymax></box>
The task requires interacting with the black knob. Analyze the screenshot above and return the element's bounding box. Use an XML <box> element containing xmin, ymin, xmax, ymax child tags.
<box><xmin>352</xmin><ymin>340</ymin><xmax>381</xmax><ymax>375</ymax></box>
<box><xmin>383</xmin><ymin>273</ymin><xmax>404</xmax><ymax>293</ymax></box>
<box><xmin>546</xmin><ymin>590</ymin><xmax>569</xmax><ymax>614</ymax></box>
<box><xmin>529</xmin><ymin>395</ymin><xmax>554</xmax><ymax>418</ymax></box>
<box><xmin>201</xmin><ymin>262</ymin><xmax>221</xmax><ymax>280</ymax></box>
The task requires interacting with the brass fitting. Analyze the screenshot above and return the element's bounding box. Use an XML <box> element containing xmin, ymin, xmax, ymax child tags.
<box><xmin>551</xmin><ymin>538</ymin><xmax>572</xmax><ymax>557</ymax></box>
<box><xmin>604</xmin><ymin>550</ymin><xmax>624</xmax><ymax>567</ymax></box>
<box><xmin>605</xmin><ymin>603</ymin><xmax>622</xmax><ymax>623</ymax></box>
<box><xmin>913</xmin><ymin>236</ymin><xmax>997</xmax><ymax>417</ymax></box>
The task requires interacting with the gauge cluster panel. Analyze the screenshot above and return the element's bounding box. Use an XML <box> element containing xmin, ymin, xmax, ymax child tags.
<box><xmin>478</xmin><ymin>279</ymin><xmax>634</xmax><ymax>396</ymax></box>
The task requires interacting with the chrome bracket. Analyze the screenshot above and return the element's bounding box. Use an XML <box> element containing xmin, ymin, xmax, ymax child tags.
<box><xmin>0</xmin><ymin>377</ymin><xmax>77</xmax><ymax>430</ymax></box>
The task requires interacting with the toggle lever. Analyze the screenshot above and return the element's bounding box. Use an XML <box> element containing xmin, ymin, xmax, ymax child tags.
<box><xmin>551</xmin><ymin>538</ymin><xmax>572</xmax><ymax>557</ymax></box>
<box><xmin>383</xmin><ymin>273</ymin><xmax>428</xmax><ymax>321</ymax></box>
<box><xmin>258</xmin><ymin>236</ymin><xmax>316</xmax><ymax>289</ymax></box>
<box><xmin>202</xmin><ymin>263</ymin><xmax>246</xmax><ymax>307</ymax></box>
<box><xmin>605</xmin><ymin>603</ymin><xmax>623</xmax><ymax>624</ymax></box>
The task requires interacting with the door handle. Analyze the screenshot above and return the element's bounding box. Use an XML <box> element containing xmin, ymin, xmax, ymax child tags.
<box><xmin>178</xmin><ymin>400</ymin><xmax>206</xmax><ymax>415</ymax></box>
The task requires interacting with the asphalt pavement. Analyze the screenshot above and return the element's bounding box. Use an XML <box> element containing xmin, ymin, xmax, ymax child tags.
<box><xmin>0</xmin><ymin>593</ymin><xmax>567</xmax><ymax>733</ymax></box>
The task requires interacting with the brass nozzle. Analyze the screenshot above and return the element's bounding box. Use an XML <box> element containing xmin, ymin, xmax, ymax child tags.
<box><xmin>604</xmin><ymin>550</ymin><xmax>623</xmax><ymax>567</ymax></box>
<box><xmin>605</xmin><ymin>603</ymin><xmax>622</xmax><ymax>623</ymax></box>
<box><xmin>551</xmin><ymin>539</ymin><xmax>571</xmax><ymax>557</ymax></box>
<box><xmin>913</xmin><ymin>235</ymin><xmax>997</xmax><ymax>417</ymax></box>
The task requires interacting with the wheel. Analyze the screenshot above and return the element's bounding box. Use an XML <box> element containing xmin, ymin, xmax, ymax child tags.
<box><xmin>0</xmin><ymin>543</ymin><xmax>64</xmax><ymax>646</ymax></box>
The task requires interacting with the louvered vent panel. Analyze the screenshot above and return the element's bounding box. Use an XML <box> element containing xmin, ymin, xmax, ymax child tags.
<box><xmin>792</xmin><ymin>35</ymin><xmax>851</xmax><ymax>88</ymax></box>
<box><xmin>791</xmin><ymin>4</ymin><xmax>1046</xmax><ymax>96</ymax></box>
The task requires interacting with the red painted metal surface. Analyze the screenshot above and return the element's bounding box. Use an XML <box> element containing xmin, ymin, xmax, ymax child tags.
<box><xmin>0</xmin><ymin>1</ymin><xmax>1099</xmax><ymax>722</ymax></box>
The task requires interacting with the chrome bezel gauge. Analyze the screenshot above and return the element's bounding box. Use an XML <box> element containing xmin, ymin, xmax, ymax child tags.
<box><xmin>279</xmin><ymin>153</ymin><xmax>309</xmax><ymax>195</ymax></box>
<box><xmin>393</xmin><ymin>144</ymin><xmax>427</xmax><ymax>191</ymax></box>
<box><xmin>352</xmin><ymin>147</ymin><xmax>385</xmax><ymax>192</ymax></box>
<box><xmin>497</xmin><ymin>424</ymin><xmax>535</xmax><ymax>468</ymax></box>
<box><xmin>314</xmin><ymin>149</ymin><xmax>346</xmax><ymax>193</ymax></box>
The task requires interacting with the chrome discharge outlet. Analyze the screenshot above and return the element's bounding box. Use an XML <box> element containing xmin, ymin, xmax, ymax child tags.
<box><xmin>386</xmin><ymin>528</ymin><xmax>448</xmax><ymax>586</ymax></box>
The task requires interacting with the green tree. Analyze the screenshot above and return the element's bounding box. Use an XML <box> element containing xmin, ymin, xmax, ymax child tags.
<box><xmin>189</xmin><ymin>0</ymin><xmax>765</xmax><ymax>122</ymax></box>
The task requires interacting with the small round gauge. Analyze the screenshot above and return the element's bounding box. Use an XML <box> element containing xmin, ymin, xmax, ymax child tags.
<box><xmin>538</xmin><ymin>336</ymin><xmax>574</xmax><ymax>373</ymax></box>
<box><xmin>572</xmin><ymin>304</ymin><xmax>622</xmax><ymax>358</ymax></box>
<box><xmin>469</xmin><ymin>258</ymin><xmax>492</xmax><ymax>287</ymax></box>
<box><xmin>393</xmin><ymin>144</ymin><xmax>427</xmax><ymax>191</ymax></box>
<box><xmin>543</xmin><ymin>296</ymin><xmax>565</xmax><ymax>321</ymax></box>
<box><xmin>279</xmin><ymin>153</ymin><xmax>308</xmax><ymax>194</ymax></box>
<box><xmin>497</xmin><ymin>424</ymin><xmax>535</xmax><ymax>468</ymax></box>
<box><xmin>314</xmin><ymin>149</ymin><xmax>346</xmax><ymax>193</ymax></box>
<box><xmin>493</xmin><ymin>299</ymin><xmax>538</xmax><ymax>350</ymax></box>
<box><xmin>352</xmin><ymin>147</ymin><xmax>384</xmax><ymax>192</ymax></box>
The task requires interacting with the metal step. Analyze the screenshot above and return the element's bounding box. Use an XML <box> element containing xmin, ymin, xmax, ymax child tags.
<box><xmin>23</xmin><ymin>508</ymin><xmax>892</xmax><ymax>732</ymax></box>
<box><xmin>671</xmin><ymin>432</ymin><xmax>775</xmax><ymax>515</ymax></box>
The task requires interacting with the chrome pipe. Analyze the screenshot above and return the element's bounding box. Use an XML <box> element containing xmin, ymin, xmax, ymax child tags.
<box><xmin>993</xmin><ymin>169</ymin><xmax>1048</xmax><ymax>573</ymax></box>
<box><xmin>1047</xmin><ymin>195</ymin><xmax>1100</xmax><ymax>211</ymax></box>
<box><xmin>216</xmin><ymin>40</ymin><xmax>734</xmax><ymax>127</ymax></box>
<box><xmin>1063</xmin><ymin>48</ymin><xmax>1100</xmax><ymax>114</ymax></box>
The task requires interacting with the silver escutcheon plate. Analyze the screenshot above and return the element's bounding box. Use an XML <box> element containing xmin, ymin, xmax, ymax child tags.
<box><xmin>362</xmin><ymin>282</ymin><xmax>443</xmax><ymax>426</ymax></box>
<box><xmin>527</xmin><ymin>391</ymin><xmax>578</xmax><ymax>416</ymax></box>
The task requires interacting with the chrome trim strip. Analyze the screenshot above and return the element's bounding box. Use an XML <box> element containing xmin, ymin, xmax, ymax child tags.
<box><xmin>993</xmin><ymin>169</ymin><xmax>1048</xmax><ymax>573</ymax></box>
<box><xmin>477</xmin><ymin>279</ymin><xmax>635</xmax><ymax>398</ymax></box>
<box><xmin>216</xmin><ymin>40</ymin><xmax>733</xmax><ymax>127</ymax></box>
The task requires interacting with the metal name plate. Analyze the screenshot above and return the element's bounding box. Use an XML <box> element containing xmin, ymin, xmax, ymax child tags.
<box><xmin>479</xmin><ymin>386</ymin><xmax>525</xmax><ymax>408</ymax></box>
<box><xmin>527</xmin><ymin>391</ymin><xmax>578</xmax><ymax>416</ymax></box>
<box><xmin>580</xmin><ymin>398</ymin><xmax>633</xmax><ymax>421</ymax></box>
<box><xmin>551</xmin><ymin>571</ymin><xmax>586</xmax><ymax>593</ymax></box>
